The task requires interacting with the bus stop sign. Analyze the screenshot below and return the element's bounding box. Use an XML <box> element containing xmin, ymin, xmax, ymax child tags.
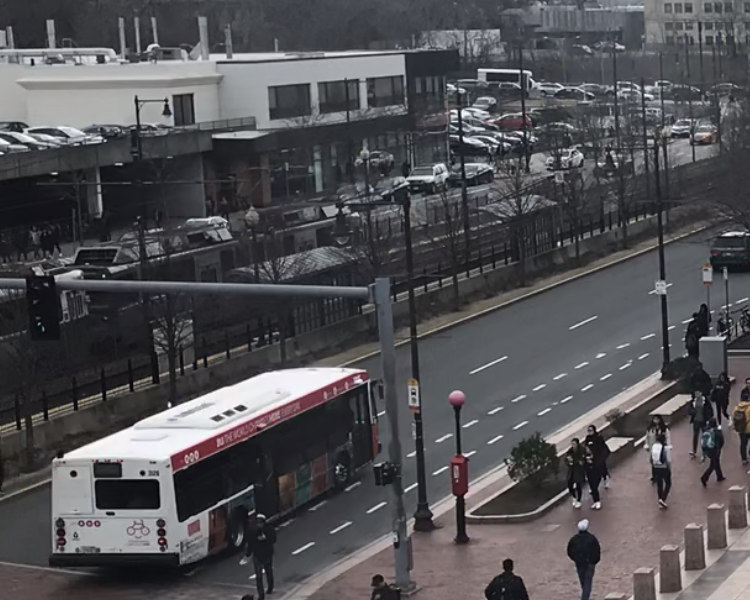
<box><xmin>702</xmin><ymin>264</ymin><xmax>713</xmax><ymax>286</ymax></box>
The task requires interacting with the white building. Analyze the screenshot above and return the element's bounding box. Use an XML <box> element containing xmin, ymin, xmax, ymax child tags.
<box><xmin>644</xmin><ymin>0</ymin><xmax>750</xmax><ymax>45</ymax></box>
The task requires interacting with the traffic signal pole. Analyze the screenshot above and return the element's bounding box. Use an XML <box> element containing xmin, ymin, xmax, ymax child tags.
<box><xmin>4</xmin><ymin>276</ymin><xmax>416</xmax><ymax>592</ymax></box>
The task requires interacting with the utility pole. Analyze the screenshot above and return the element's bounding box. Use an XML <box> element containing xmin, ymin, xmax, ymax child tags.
<box><xmin>698</xmin><ymin>21</ymin><xmax>705</xmax><ymax>91</ymax></box>
<box><xmin>345</xmin><ymin>78</ymin><xmax>354</xmax><ymax>184</ymax></box>
<box><xmin>652</xmin><ymin>137</ymin><xmax>671</xmax><ymax>370</ymax></box>
<box><xmin>456</xmin><ymin>91</ymin><xmax>471</xmax><ymax>265</ymax></box>
<box><xmin>612</xmin><ymin>40</ymin><xmax>621</xmax><ymax>152</ymax></box>
<box><xmin>518</xmin><ymin>44</ymin><xmax>530</xmax><ymax>173</ymax></box>
<box><xmin>639</xmin><ymin>78</ymin><xmax>651</xmax><ymax>199</ymax></box>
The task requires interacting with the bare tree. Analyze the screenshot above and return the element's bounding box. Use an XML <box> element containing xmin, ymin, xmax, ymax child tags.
<box><xmin>554</xmin><ymin>171</ymin><xmax>597</xmax><ymax>262</ymax></box>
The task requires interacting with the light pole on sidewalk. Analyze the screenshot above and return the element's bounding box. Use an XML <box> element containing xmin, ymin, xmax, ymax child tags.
<box><xmin>652</xmin><ymin>129</ymin><xmax>671</xmax><ymax>370</ymax></box>
<box><xmin>449</xmin><ymin>390</ymin><xmax>469</xmax><ymax>545</ymax></box>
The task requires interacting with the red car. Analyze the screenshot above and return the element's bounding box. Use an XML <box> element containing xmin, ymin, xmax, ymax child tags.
<box><xmin>489</xmin><ymin>113</ymin><xmax>533</xmax><ymax>131</ymax></box>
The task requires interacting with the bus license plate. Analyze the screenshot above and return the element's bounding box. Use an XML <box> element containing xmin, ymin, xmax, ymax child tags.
<box><xmin>79</xmin><ymin>546</ymin><xmax>100</xmax><ymax>554</ymax></box>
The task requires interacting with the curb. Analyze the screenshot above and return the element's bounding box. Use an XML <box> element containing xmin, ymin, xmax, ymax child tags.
<box><xmin>338</xmin><ymin>221</ymin><xmax>712</xmax><ymax>368</ymax></box>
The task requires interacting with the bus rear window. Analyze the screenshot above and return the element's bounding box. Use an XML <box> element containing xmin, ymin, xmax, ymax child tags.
<box><xmin>714</xmin><ymin>237</ymin><xmax>747</xmax><ymax>249</ymax></box>
<box><xmin>95</xmin><ymin>480</ymin><xmax>161</xmax><ymax>510</ymax></box>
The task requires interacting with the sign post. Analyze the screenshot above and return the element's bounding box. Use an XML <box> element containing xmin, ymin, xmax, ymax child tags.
<box><xmin>703</xmin><ymin>264</ymin><xmax>713</xmax><ymax>315</ymax></box>
<box><xmin>407</xmin><ymin>378</ymin><xmax>420</xmax><ymax>413</ymax></box>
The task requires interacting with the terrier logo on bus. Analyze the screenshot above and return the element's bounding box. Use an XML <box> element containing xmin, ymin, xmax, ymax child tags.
<box><xmin>126</xmin><ymin>520</ymin><xmax>150</xmax><ymax>539</ymax></box>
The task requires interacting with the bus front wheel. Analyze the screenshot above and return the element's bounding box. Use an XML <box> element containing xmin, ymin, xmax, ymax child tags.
<box><xmin>227</xmin><ymin>507</ymin><xmax>247</xmax><ymax>551</ymax></box>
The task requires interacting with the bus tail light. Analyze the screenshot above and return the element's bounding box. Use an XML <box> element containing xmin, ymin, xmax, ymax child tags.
<box><xmin>55</xmin><ymin>518</ymin><xmax>66</xmax><ymax>550</ymax></box>
<box><xmin>157</xmin><ymin>518</ymin><xmax>167</xmax><ymax>551</ymax></box>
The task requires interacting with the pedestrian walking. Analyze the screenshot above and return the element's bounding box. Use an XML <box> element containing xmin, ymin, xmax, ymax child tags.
<box><xmin>371</xmin><ymin>574</ymin><xmax>398</xmax><ymax>600</ymax></box>
<box><xmin>650</xmin><ymin>433</ymin><xmax>672</xmax><ymax>508</ymax></box>
<box><xmin>485</xmin><ymin>558</ymin><xmax>529</xmax><ymax>600</ymax></box>
<box><xmin>567</xmin><ymin>519</ymin><xmax>601</xmax><ymax>600</ymax></box>
<box><xmin>49</xmin><ymin>224</ymin><xmax>62</xmax><ymax>256</ymax></box>
<box><xmin>690</xmin><ymin>391</ymin><xmax>714</xmax><ymax>459</ymax></box>
<box><xmin>712</xmin><ymin>372</ymin><xmax>731</xmax><ymax>425</ymax></box>
<box><xmin>645</xmin><ymin>415</ymin><xmax>670</xmax><ymax>482</ymax></box>
<box><xmin>585</xmin><ymin>424</ymin><xmax>612</xmax><ymax>489</ymax></box>
<box><xmin>697</xmin><ymin>303</ymin><xmax>711</xmax><ymax>338</ymax></box>
<box><xmin>685</xmin><ymin>316</ymin><xmax>700</xmax><ymax>359</ymax></box>
<box><xmin>733</xmin><ymin>393</ymin><xmax>750</xmax><ymax>465</ymax></box>
<box><xmin>741</xmin><ymin>377</ymin><xmax>750</xmax><ymax>403</ymax></box>
<box><xmin>691</xmin><ymin>363</ymin><xmax>713</xmax><ymax>398</ymax></box>
<box><xmin>700</xmin><ymin>418</ymin><xmax>726</xmax><ymax>487</ymax></box>
<box><xmin>239</xmin><ymin>513</ymin><xmax>276</xmax><ymax>599</ymax></box>
<box><xmin>565</xmin><ymin>438</ymin><xmax>592</xmax><ymax>509</ymax></box>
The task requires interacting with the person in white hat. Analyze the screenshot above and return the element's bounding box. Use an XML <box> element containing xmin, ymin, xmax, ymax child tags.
<box><xmin>566</xmin><ymin>519</ymin><xmax>601</xmax><ymax>600</ymax></box>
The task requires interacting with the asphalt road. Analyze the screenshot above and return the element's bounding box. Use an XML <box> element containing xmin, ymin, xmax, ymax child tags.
<box><xmin>0</xmin><ymin>225</ymin><xmax>747</xmax><ymax>592</ymax></box>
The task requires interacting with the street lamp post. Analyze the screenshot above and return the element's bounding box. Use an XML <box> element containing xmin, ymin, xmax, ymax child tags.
<box><xmin>244</xmin><ymin>206</ymin><xmax>261</xmax><ymax>282</ymax></box>
<box><xmin>448</xmin><ymin>390</ymin><xmax>469</xmax><ymax>544</ymax></box>
<box><xmin>333</xmin><ymin>188</ymin><xmax>434</xmax><ymax>531</ymax></box>
<box><xmin>652</xmin><ymin>130</ymin><xmax>671</xmax><ymax>370</ymax></box>
<box><xmin>133</xmin><ymin>95</ymin><xmax>172</xmax><ymax>161</ymax></box>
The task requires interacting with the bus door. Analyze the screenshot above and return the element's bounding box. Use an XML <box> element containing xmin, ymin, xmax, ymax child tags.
<box><xmin>349</xmin><ymin>384</ymin><xmax>376</xmax><ymax>468</ymax></box>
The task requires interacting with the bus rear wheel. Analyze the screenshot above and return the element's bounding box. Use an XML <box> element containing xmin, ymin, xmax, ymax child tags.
<box><xmin>334</xmin><ymin>451</ymin><xmax>352</xmax><ymax>490</ymax></box>
<box><xmin>227</xmin><ymin>507</ymin><xmax>247</xmax><ymax>551</ymax></box>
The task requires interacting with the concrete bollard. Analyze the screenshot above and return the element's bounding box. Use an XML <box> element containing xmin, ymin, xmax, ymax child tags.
<box><xmin>633</xmin><ymin>567</ymin><xmax>656</xmax><ymax>600</ymax></box>
<box><xmin>659</xmin><ymin>545</ymin><xmax>682</xmax><ymax>593</ymax></box>
<box><xmin>684</xmin><ymin>523</ymin><xmax>706</xmax><ymax>570</ymax></box>
<box><xmin>605</xmin><ymin>594</ymin><xmax>628</xmax><ymax>600</ymax></box>
<box><xmin>728</xmin><ymin>486</ymin><xmax>748</xmax><ymax>529</ymax></box>
<box><xmin>707</xmin><ymin>504</ymin><xmax>728</xmax><ymax>549</ymax></box>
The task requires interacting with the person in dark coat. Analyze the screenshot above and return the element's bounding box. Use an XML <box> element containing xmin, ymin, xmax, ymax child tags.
<box><xmin>697</xmin><ymin>303</ymin><xmax>711</xmax><ymax>338</ymax></box>
<box><xmin>485</xmin><ymin>558</ymin><xmax>530</xmax><ymax>600</ymax></box>
<box><xmin>711</xmin><ymin>372</ymin><xmax>731</xmax><ymax>425</ymax></box>
<box><xmin>690</xmin><ymin>391</ymin><xmax>714</xmax><ymax>458</ymax></box>
<box><xmin>584</xmin><ymin>424</ymin><xmax>611</xmax><ymax>490</ymax></box>
<box><xmin>567</xmin><ymin>519</ymin><xmax>601</xmax><ymax>600</ymax></box>
<box><xmin>700</xmin><ymin>418</ymin><xmax>726</xmax><ymax>486</ymax></box>
<box><xmin>741</xmin><ymin>377</ymin><xmax>750</xmax><ymax>403</ymax></box>
<box><xmin>565</xmin><ymin>438</ymin><xmax>592</xmax><ymax>509</ymax></box>
<box><xmin>371</xmin><ymin>574</ymin><xmax>398</xmax><ymax>600</ymax></box>
<box><xmin>240</xmin><ymin>513</ymin><xmax>277</xmax><ymax>599</ymax></box>
<box><xmin>685</xmin><ymin>315</ymin><xmax>700</xmax><ymax>358</ymax></box>
<box><xmin>691</xmin><ymin>363</ymin><xmax>713</xmax><ymax>398</ymax></box>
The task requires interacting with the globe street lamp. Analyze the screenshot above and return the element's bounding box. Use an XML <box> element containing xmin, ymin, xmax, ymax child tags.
<box><xmin>448</xmin><ymin>390</ymin><xmax>469</xmax><ymax>544</ymax></box>
<box><xmin>244</xmin><ymin>206</ymin><xmax>261</xmax><ymax>282</ymax></box>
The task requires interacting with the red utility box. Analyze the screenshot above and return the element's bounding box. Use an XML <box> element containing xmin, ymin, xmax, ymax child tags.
<box><xmin>450</xmin><ymin>455</ymin><xmax>469</xmax><ymax>496</ymax></box>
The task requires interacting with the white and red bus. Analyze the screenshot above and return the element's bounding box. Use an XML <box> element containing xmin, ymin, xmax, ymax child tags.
<box><xmin>49</xmin><ymin>367</ymin><xmax>378</xmax><ymax>567</ymax></box>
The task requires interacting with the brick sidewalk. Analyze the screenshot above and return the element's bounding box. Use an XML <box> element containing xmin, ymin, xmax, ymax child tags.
<box><xmin>306</xmin><ymin>395</ymin><xmax>750</xmax><ymax>600</ymax></box>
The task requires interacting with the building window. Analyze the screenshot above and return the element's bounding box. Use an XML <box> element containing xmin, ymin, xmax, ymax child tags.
<box><xmin>667</xmin><ymin>35</ymin><xmax>676</xmax><ymax>43</ymax></box>
<box><xmin>268</xmin><ymin>84</ymin><xmax>312</xmax><ymax>120</ymax></box>
<box><xmin>172</xmin><ymin>94</ymin><xmax>195</xmax><ymax>126</ymax></box>
<box><xmin>685</xmin><ymin>2</ymin><xmax>694</xmax><ymax>11</ymax></box>
<box><xmin>706</xmin><ymin>34</ymin><xmax>715</xmax><ymax>42</ymax></box>
<box><xmin>675</xmin><ymin>20</ymin><xmax>685</xmax><ymax>28</ymax></box>
<box><xmin>366</xmin><ymin>76</ymin><xmax>405</xmax><ymax>108</ymax></box>
<box><xmin>675</xmin><ymin>2</ymin><xmax>684</xmax><ymax>11</ymax></box>
<box><xmin>725</xmin><ymin>1</ymin><xmax>733</xmax><ymax>9</ymax></box>
<box><xmin>665</xmin><ymin>2</ymin><xmax>673</xmax><ymax>11</ymax></box>
<box><xmin>685</xmin><ymin>20</ymin><xmax>695</xmax><ymax>28</ymax></box>
<box><xmin>666</xmin><ymin>21</ymin><xmax>675</xmax><ymax>28</ymax></box>
<box><xmin>317</xmin><ymin>80</ymin><xmax>360</xmax><ymax>114</ymax></box>
<box><xmin>715</xmin><ymin>2</ymin><xmax>722</xmax><ymax>12</ymax></box>
<box><xmin>705</xmin><ymin>20</ymin><xmax>714</xmax><ymax>27</ymax></box>
<box><xmin>746</xmin><ymin>2</ymin><xmax>750</xmax><ymax>11</ymax></box>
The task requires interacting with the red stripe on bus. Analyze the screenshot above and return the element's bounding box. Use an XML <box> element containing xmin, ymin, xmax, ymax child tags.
<box><xmin>170</xmin><ymin>372</ymin><xmax>368</xmax><ymax>471</ymax></box>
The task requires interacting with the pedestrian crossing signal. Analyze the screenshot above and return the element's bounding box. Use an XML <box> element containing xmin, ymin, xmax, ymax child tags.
<box><xmin>26</xmin><ymin>275</ymin><xmax>61</xmax><ymax>341</ymax></box>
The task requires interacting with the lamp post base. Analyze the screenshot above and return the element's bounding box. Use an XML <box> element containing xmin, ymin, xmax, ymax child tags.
<box><xmin>413</xmin><ymin>506</ymin><xmax>436</xmax><ymax>532</ymax></box>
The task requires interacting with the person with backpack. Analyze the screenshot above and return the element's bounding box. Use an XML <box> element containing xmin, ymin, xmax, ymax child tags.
<box><xmin>690</xmin><ymin>392</ymin><xmax>714</xmax><ymax>459</ymax></box>
<box><xmin>567</xmin><ymin>519</ymin><xmax>601</xmax><ymax>600</ymax></box>
<box><xmin>700</xmin><ymin>418</ymin><xmax>726</xmax><ymax>487</ymax></box>
<box><xmin>733</xmin><ymin>393</ymin><xmax>750</xmax><ymax>465</ymax></box>
<box><xmin>484</xmin><ymin>558</ymin><xmax>530</xmax><ymax>600</ymax></box>
<box><xmin>712</xmin><ymin>372</ymin><xmax>731</xmax><ymax>426</ymax></box>
<box><xmin>645</xmin><ymin>416</ymin><xmax>670</xmax><ymax>482</ymax></box>
<box><xmin>650</xmin><ymin>433</ymin><xmax>672</xmax><ymax>508</ymax></box>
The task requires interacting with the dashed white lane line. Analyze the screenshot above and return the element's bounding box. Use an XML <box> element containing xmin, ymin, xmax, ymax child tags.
<box><xmin>278</xmin><ymin>519</ymin><xmax>295</xmax><ymax>529</ymax></box>
<box><xmin>620</xmin><ymin>362</ymin><xmax>632</xmax><ymax>371</ymax></box>
<box><xmin>309</xmin><ymin>500</ymin><xmax>328</xmax><ymax>512</ymax></box>
<box><xmin>488</xmin><ymin>434</ymin><xmax>504</xmax><ymax>445</ymax></box>
<box><xmin>600</xmin><ymin>373</ymin><xmax>612</xmax><ymax>381</ymax></box>
<box><xmin>432</xmin><ymin>466</ymin><xmax>449</xmax><ymax>476</ymax></box>
<box><xmin>407</xmin><ymin>451</ymin><xmax>417</xmax><ymax>458</ymax></box>
<box><xmin>561</xmin><ymin>395</ymin><xmax>573</xmax><ymax>404</ymax></box>
<box><xmin>582</xmin><ymin>384</ymin><xmax>594</xmax><ymax>392</ymax></box>
<box><xmin>538</xmin><ymin>408</ymin><xmax>552</xmax><ymax>416</ymax></box>
<box><xmin>513</xmin><ymin>421</ymin><xmax>529</xmax><ymax>430</ymax></box>
<box><xmin>668</xmin><ymin>325</ymin><xmax>676</xmax><ymax>331</ymax></box>
<box><xmin>344</xmin><ymin>481</ymin><xmax>361</xmax><ymax>492</ymax></box>
<box><xmin>575</xmin><ymin>361</ymin><xmax>589</xmax><ymax>369</ymax></box>
<box><xmin>641</xmin><ymin>333</ymin><xmax>656</xmax><ymax>340</ymax></box>
<box><xmin>436</xmin><ymin>433</ymin><xmax>453</xmax><ymax>443</ymax></box>
<box><xmin>463</xmin><ymin>419</ymin><xmax>479</xmax><ymax>429</ymax></box>
<box><xmin>596</xmin><ymin>353</ymin><xmax>606</xmax><ymax>359</ymax></box>
<box><xmin>464</xmin><ymin>450</ymin><xmax>477</xmax><ymax>458</ymax></box>
<box><xmin>366</xmin><ymin>502</ymin><xmax>388</xmax><ymax>514</ymax></box>
<box><xmin>330</xmin><ymin>522</ymin><xmax>352</xmax><ymax>535</ymax></box>
<box><xmin>649</xmin><ymin>283</ymin><xmax>673</xmax><ymax>295</ymax></box>
<box><xmin>682</xmin><ymin>318</ymin><xmax>693</xmax><ymax>324</ymax></box>
<box><xmin>532</xmin><ymin>384</ymin><xmax>547</xmax><ymax>392</ymax></box>
<box><xmin>739</xmin><ymin>297</ymin><xmax>749</xmax><ymax>304</ymax></box>
<box><xmin>249</xmin><ymin>574</ymin><xmax>257</xmax><ymax>580</ymax></box>
<box><xmin>470</xmin><ymin>355</ymin><xmax>508</xmax><ymax>375</ymax></box>
<box><xmin>404</xmin><ymin>483</ymin><xmax>418</xmax><ymax>493</ymax></box>
<box><xmin>570</xmin><ymin>315</ymin><xmax>598</xmax><ymax>330</ymax></box>
<box><xmin>511</xmin><ymin>394</ymin><xmax>527</xmax><ymax>403</ymax></box>
<box><xmin>488</xmin><ymin>406</ymin><xmax>504</xmax><ymax>415</ymax></box>
<box><xmin>638</xmin><ymin>353</ymin><xmax>650</xmax><ymax>360</ymax></box>
<box><xmin>378</xmin><ymin>410</ymin><xmax>386</xmax><ymax>417</ymax></box>
<box><xmin>553</xmin><ymin>373</ymin><xmax>567</xmax><ymax>380</ymax></box>
<box><xmin>616</xmin><ymin>343</ymin><xmax>630</xmax><ymax>349</ymax></box>
<box><xmin>292</xmin><ymin>542</ymin><xmax>316</xmax><ymax>555</ymax></box>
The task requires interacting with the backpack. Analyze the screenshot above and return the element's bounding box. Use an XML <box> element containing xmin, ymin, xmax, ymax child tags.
<box><xmin>701</xmin><ymin>429</ymin><xmax>715</xmax><ymax>451</ymax></box>
<box><xmin>734</xmin><ymin>407</ymin><xmax>748</xmax><ymax>433</ymax></box>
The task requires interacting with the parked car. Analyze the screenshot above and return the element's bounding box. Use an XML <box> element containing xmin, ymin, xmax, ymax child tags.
<box><xmin>0</xmin><ymin>121</ymin><xmax>29</xmax><ymax>133</ymax></box>
<box><xmin>449</xmin><ymin>122</ymin><xmax>488</xmax><ymax>136</ymax></box>
<box><xmin>406</xmin><ymin>163</ymin><xmax>450</xmax><ymax>194</ymax></box>
<box><xmin>670</xmin><ymin>118</ymin><xmax>695</xmax><ymax>138</ymax></box>
<box><xmin>554</xmin><ymin>87</ymin><xmax>595</xmax><ymax>102</ymax></box>
<box><xmin>25</xmin><ymin>126</ymin><xmax>104</xmax><ymax>145</ymax></box>
<box><xmin>469</xmin><ymin>134</ymin><xmax>512</xmax><ymax>155</ymax></box>
<box><xmin>579</xmin><ymin>83</ymin><xmax>608</xmax><ymax>97</ymax></box>
<box><xmin>450</xmin><ymin>134</ymin><xmax>491</xmax><ymax>156</ymax></box>
<box><xmin>25</xmin><ymin>132</ymin><xmax>65</xmax><ymax>147</ymax></box>
<box><xmin>710</xmin><ymin>231</ymin><xmax>750</xmax><ymax>270</ymax></box>
<box><xmin>0</xmin><ymin>131</ymin><xmax>56</xmax><ymax>149</ymax></box>
<box><xmin>448</xmin><ymin>162</ymin><xmax>495</xmax><ymax>187</ymax></box>
<box><xmin>129</xmin><ymin>123</ymin><xmax>171</xmax><ymax>135</ymax></box>
<box><xmin>354</xmin><ymin>150</ymin><xmax>395</xmax><ymax>172</ymax></box>
<box><xmin>711</xmin><ymin>82</ymin><xmax>743</xmax><ymax>97</ymax></box>
<box><xmin>494</xmin><ymin>82</ymin><xmax>525</xmax><ymax>99</ymax></box>
<box><xmin>594</xmin><ymin>41</ymin><xmax>625</xmax><ymax>52</ymax></box>
<box><xmin>83</xmin><ymin>124</ymin><xmax>128</xmax><ymax>138</ymax></box>
<box><xmin>534</xmin><ymin>82</ymin><xmax>565</xmax><ymax>96</ymax></box>
<box><xmin>472</xmin><ymin>96</ymin><xmax>498</xmax><ymax>113</ymax></box>
<box><xmin>0</xmin><ymin>138</ymin><xmax>31</xmax><ymax>153</ymax></box>
<box><xmin>571</xmin><ymin>44</ymin><xmax>594</xmax><ymax>56</ymax></box>
<box><xmin>668</xmin><ymin>84</ymin><xmax>702</xmax><ymax>102</ymax></box>
<box><xmin>545</xmin><ymin>147</ymin><xmax>584</xmax><ymax>170</ymax></box>
<box><xmin>374</xmin><ymin>176</ymin><xmax>410</xmax><ymax>201</ymax></box>
<box><xmin>491</xmin><ymin>113</ymin><xmax>533</xmax><ymax>131</ymax></box>
<box><xmin>593</xmin><ymin>150</ymin><xmax>634</xmax><ymax>177</ymax></box>
<box><xmin>691</xmin><ymin>124</ymin><xmax>718</xmax><ymax>145</ymax></box>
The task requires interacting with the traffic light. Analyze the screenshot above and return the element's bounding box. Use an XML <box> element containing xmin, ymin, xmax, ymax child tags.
<box><xmin>26</xmin><ymin>275</ymin><xmax>61</xmax><ymax>341</ymax></box>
